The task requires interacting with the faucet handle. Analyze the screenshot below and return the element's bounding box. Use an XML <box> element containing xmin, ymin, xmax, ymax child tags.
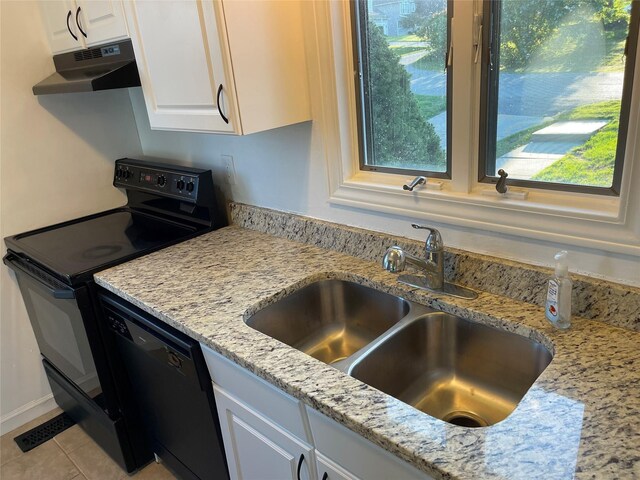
<box><xmin>411</xmin><ymin>224</ymin><xmax>443</xmax><ymax>251</ymax></box>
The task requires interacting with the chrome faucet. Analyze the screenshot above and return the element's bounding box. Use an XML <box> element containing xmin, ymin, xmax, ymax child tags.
<box><xmin>382</xmin><ymin>224</ymin><xmax>477</xmax><ymax>300</ymax></box>
<box><xmin>383</xmin><ymin>224</ymin><xmax>444</xmax><ymax>290</ymax></box>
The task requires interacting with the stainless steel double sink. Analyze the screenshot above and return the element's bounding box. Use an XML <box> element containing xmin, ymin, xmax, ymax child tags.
<box><xmin>246</xmin><ymin>279</ymin><xmax>552</xmax><ymax>427</ymax></box>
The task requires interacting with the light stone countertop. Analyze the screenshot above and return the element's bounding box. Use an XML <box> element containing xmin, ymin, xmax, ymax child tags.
<box><xmin>94</xmin><ymin>226</ymin><xmax>640</xmax><ymax>480</ymax></box>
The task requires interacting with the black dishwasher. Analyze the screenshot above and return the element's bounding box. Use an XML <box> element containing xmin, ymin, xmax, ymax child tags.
<box><xmin>99</xmin><ymin>291</ymin><xmax>229</xmax><ymax>480</ymax></box>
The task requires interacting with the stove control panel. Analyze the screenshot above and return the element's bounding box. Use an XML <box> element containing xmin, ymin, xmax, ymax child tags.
<box><xmin>114</xmin><ymin>159</ymin><xmax>205</xmax><ymax>203</ymax></box>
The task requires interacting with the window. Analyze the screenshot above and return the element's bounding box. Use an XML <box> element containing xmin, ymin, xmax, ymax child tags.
<box><xmin>321</xmin><ymin>0</ymin><xmax>640</xmax><ymax>256</ymax></box>
<box><xmin>479</xmin><ymin>0</ymin><xmax>639</xmax><ymax>195</ymax></box>
<box><xmin>352</xmin><ymin>0</ymin><xmax>452</xmax><ymax>178</ymax></box>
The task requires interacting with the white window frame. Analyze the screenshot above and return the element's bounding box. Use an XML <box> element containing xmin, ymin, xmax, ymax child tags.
<box><xmin>308</xmin><ymin>0</ymin><xmax>640</xmax><ymax>257</ymax></box>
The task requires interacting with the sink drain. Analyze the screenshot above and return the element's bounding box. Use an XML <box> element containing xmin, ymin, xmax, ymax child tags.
<box><xmin>443</xmin><ymin>411</ymin><xmax>488</xmax><ymax>428</ymax></box>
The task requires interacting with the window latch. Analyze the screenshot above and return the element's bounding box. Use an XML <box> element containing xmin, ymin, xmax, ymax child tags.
<box><xmin>473</xmin><ymin>13</ymin><xmax>483</xmax><ymax>64</ymax></box>
<box><xmin>403</xmin><ymin>176</ymin><xmax>426</xmax><ymax>191</ymax></box>
<box><xmin>445</xmin><ymin>43</ymin><xmax>453</xmax><ymax>72</ymax></box>
<box><xmin>445</xmin><ymin>16</ymin><xmax>454</xmax><ymax>72</ymax></box>
<box><xmin>403</xmin><ymin>176</ymin><xmax>443</xmax><ymax>191</ymax></box>
<box><xmin>496</xmin><ymin>169</ymin><xmax>509</xmax><ymax>194</ymax></box>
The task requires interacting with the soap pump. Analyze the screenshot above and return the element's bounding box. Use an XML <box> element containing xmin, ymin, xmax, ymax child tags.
<box><xmin>545</xmin><ymin>250</ymin><xmax>572</xmax><ymax>329</ymax></box>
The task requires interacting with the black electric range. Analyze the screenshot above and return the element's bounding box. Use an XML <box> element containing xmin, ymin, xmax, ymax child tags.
<box><xmin>4</xmin><ymin>158</ymin><xmax>224</xmax><ymax>473</ymax></box>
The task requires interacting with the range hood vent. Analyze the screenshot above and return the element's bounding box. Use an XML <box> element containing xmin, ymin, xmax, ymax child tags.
<box><xmin>33</xmin><ymin>40</ymin><xmax>141</xmax><ymax>95</ymax></box>
<box><xmin>73</xmin><ymin>47</ymin><xmax>104</xmax><ymax>62</ymax></box>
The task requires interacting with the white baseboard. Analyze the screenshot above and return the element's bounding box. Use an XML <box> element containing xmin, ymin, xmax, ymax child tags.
<box><xmin>0</xmin><ymin>394</ymin><xmax>58</xmax><ymax>435</ymax></box>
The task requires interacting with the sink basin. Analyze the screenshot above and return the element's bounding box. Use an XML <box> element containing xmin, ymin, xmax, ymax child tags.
<box><xmin>245</xmin><ymin>280</ymin><xmax>410</xmax><ymax>364</ymax></box>
<box><xmin>248</xmin><ymin>279</ymin><xmax>552</xmax><ymax>427</ymax></box>
<box><xmin>349</xmin><ymin>312</ymin><xmax>552</xmax><ymax>427</ymax></box>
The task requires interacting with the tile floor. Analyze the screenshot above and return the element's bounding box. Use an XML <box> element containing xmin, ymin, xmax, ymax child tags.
<box><xmin>0</xmin><ymin>409</ymin><xmax>177</xmax><ymax>480</ymax></box>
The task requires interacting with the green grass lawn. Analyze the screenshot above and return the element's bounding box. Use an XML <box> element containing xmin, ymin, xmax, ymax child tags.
<box><xmin>511</xmin><ymin>19</ymin><xmax>627</xmax><ymax>74</ymax></box>
<box><xmin>414</xmin><ymin>94</ymin><xmax>446</xmax><ymax>120</ymax></box>
<box><xmin>597</xmin><ymin>35</ymin><xmax>629</xmax><ymax>73</ymax></box>
<box><xmin>531</xmin><ymin>101</ymin><xmax>620</xmax><ymax>186</ymax></box>
<box><xmin>389</xmin><ymin>46</ymin><xmax>427</xmax><ymax>56</ymax></box>
<box><xmin>385</xmin><ymin>34</ymin><xmax>422</xmax><ymax>43</ymax></box>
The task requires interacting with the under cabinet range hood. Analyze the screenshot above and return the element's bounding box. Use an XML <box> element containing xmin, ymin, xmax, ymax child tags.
<box><xmin>33</xmin><ymin>40</ymin><xmax>141</xmax><ymax>95</ymax></box>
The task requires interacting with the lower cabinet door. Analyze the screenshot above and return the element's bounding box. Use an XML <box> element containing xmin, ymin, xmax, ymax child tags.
<box><xmin>213</xmin><ymin>384</ymin><xmax>315</xmax><ymax>480</ymax></box>
<box><xmin>316</xmin><ymin>452</ymin><xmax>359</xmax><ymax>480</ymax></box>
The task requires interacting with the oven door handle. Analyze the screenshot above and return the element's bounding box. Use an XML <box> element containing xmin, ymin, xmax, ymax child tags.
<box><xmin>3</xmin><ymin>254</ymin><xmax>75</xmax><ymax>300</ymax></box>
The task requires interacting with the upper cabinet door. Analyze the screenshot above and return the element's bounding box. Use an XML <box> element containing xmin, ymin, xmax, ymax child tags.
<box><xmin>123</xmin><ymin>0</ymin><xmax>236</xmax><ymax>133</ymax></box>
<box><xmin>40</xmin><ymin>0</ymin><xmax>85</xmax><ymax>54</ymax></box>
<box><xmin>75</xmin><ymin>0</ymin><xmax>128</xmax><ymax>47</ymax></box>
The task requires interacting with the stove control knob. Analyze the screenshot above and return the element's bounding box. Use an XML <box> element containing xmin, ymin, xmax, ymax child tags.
<box><xmin>116</xmin><ymin>169</ymin><xmax>123</xmax><ymax>179</ymax></box>
<box><xmin>186</xmin><ymin>181</ymin><xmax>195</xmax><ymax>192</ymax></box>
<box><xmin>157</xmin><ymin>175</ymin><xmax>167</xmax><ymax>187</ymax></box>
<box><xmin>176</xmin><ymin>179</ymin><xmax>185</xmax><ymax>190</ymax></box>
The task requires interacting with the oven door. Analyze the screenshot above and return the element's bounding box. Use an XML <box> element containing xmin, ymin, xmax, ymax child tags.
<box><xmin>4</xmin><ymin>253</ymin><xmax>101</xmax><ymax>399</ymax></box>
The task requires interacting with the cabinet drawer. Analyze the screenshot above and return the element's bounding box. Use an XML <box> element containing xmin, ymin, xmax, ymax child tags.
<box><xmin>306</xmin><ymin>407</ymin><xmax>432</xmax><ymax>480</ymax></box>
<box><xmin>201</xmin><ymin>344</ymin><xmax>311</xmax><ymax>443</ymax></box>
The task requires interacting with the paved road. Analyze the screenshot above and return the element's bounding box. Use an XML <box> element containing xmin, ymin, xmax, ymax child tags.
<box><xmin>405</xmin><ymin>65</ymin><xmax>624</xmax><ymax>117</ymax></box>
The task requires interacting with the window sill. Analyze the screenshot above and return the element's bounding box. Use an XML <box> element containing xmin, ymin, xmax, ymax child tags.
<box><xmin>329</xmin><ymin>170</ymin><xmax>640</xmax><ymax>256</ymax></box>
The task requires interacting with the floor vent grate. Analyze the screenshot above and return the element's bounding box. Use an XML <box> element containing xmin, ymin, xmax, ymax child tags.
<box><xmin>13</xmin><ymin>412</ymin><xmax>76</xmax><ymax>453</ymax></box>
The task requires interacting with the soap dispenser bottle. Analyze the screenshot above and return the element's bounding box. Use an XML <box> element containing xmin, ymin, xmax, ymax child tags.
<box><xmin>545</xmin><ymin>250</ymin><xmax>572</xmax><ymax>329</ymax></box>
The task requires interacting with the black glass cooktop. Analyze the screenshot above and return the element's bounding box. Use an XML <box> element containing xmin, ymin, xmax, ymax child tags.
<box><xmin>7</xmin><ymin>209</ymin><xmax>197</xmax><ymax>284</ymax></box>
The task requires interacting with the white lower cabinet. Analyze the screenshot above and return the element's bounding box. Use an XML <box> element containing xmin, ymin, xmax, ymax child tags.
<box><xmin>202</xmin><ymin>344</ymin><xmax>433</xmax><ymax>480</ymax></box>
<box><xmin>315</xmin><ymin>452</ymin><xmax>357</xmax><ymax>480</ymax></box>
<box><xmin>214</xmin><ymin>385</ymin><xmax>314</xmax><ymax>480</ymax></box>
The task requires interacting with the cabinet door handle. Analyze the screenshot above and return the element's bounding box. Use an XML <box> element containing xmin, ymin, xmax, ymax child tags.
<box><xmin>296</xmin><ymin>453</ymin><xmax>305</xmax><ymax>480</ymax></box>
<box><xmin>216</xmin><ymin>84</ymin><xmax>229</xmax><ymax>124</ymax></box>
<box><xmin>66</xmin><ymin>10</ymin><xmax>78</xmax><ymax>41</ymax></box>
<box><xmin>322</xmin><ymin>473</ymin><xmax>328</xmax><ymax>480</ymax></box>
<box><xmin>76</xmin><ymin>7</ymin><xmax>87</xmax><ymax>38</ymax></box>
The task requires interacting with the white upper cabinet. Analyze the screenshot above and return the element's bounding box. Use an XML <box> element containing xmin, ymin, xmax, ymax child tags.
<box><xmin>40</xmin><ymin>0</ymin><xmax>84</xmax><ymax>54</ymax></box>
<box><xmin>75</xmin><ymin>0</ymin><xmax>129</xmax><ymax>47</ymax></box>
<box><xmin>123</xmin><ymin>0</ymin><xmax>234</xmax><ymax>133</ymax></box>
<box><xmin>40</xmin><ymin>0</ymin><xmax>129</xmax><ymax>54</ymax></box>
<box><xmin>123</xmin><ymin>0</ymin><xmax>311</xmax><ymax>135</ymax></box>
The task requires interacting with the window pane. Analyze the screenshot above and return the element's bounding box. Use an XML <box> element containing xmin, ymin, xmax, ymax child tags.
<box><xmin>356</xmin><ymin>0</ymin><xmax>448</xmax><ymax>174</ymax></box>
<box><xmin>486</xmin><ymin>0</ymin><xmax>634</xmax><ymax>189</ymax></box>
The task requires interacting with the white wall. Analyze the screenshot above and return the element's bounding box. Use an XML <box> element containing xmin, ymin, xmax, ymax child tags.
<box><xmin>0</xmin><ymin>1</ymin><xmax>142</xmax><ymax>433</ymax></box>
